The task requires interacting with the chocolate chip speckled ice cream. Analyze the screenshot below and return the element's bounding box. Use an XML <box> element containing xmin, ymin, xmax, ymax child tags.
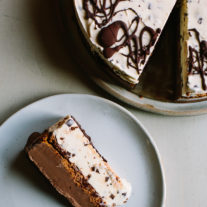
<box><xmin>180</xmin><ymin>0</ymin><xmax>207</xmax><ymax>97</ymax></box>
<box><xmin>74</xmin><ymin>0</ymin><xmax>177</xmax><ymax>85</ymax></box>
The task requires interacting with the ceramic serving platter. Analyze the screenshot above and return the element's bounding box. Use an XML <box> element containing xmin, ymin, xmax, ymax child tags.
<box><xmin>58</xmin><ymin>0</ymin><xmax>207</xmax><ymax>116</ymax></box>
<box><xmin>0</xmin><ymin>94</ymin><xmax>165</xmax><ymax>207</ymax></box>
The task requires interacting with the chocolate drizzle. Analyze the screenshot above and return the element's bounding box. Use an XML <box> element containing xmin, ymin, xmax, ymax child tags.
<box><xmin>83</xmin><ymin>0</ymin><xmax>160</xmax><ymax>73</ymax></box>
<box><xmin>188</xmin><ymin>29</ymin><xmax>207</xmax><ymax>90</ymax></box>
<box><xmin>83</xmin><ymin>0</ymin><xmax>125</xmax><ymax>28</ymax></box>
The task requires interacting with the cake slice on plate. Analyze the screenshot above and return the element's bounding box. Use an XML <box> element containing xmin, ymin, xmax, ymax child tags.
<box><xmin>74</xmin><ymin>0</ymin><xmax>177</xmax><ymax>87</ymax></box>
<box><xmin>25</xmin><ymin>115</ymin><xmax>131</xmax><ymax>207</ymax></box>
<box><xmin>180</xmin><ymin>0</ymin><xmax>207</xmax><ymax>97</ymax></box>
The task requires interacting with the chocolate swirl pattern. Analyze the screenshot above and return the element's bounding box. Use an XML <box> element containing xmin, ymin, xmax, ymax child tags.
<box><xmin>83</xmin><ymin>0</ymin><xmax>160</xmax><ymax>73</ymax></box>
<box><xmin>97</xmin><ymin>18</ymin><xmax>160</xmax><ymax>73</ymax></box>
<box><xmin>188</xmin><ymin>29</ymin><xmax>207</xmax><ymax>90</ymax></box>
<box><xmin>74</xmin><ymin>0</ymin><xmax>177</xmax><ymax>84</ymax></box>
<box><xmin>83</xmin><ymin>0</ymin><xmax>124</xmax><ymax>28</ymax></box>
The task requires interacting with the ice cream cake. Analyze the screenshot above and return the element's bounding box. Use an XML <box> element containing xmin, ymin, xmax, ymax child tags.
<box><xmin>74</xmin><ymin>0</ymin><xmax>177</xmax><ymax>86</ymax></box>
<box><xmin>25</xmin><ymin>115</ymin><xmax>131</xmax><ymax>207</ymax></box>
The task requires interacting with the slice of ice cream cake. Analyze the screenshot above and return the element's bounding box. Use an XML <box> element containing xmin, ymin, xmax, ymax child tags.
<box><xmin>25</xmin><ymin>115</ymin><xmax>131</xmax><ymax>207</ymax></box>
<box><xmin>74</xmin><ymin>0</ymin><xmax>177</xmax><ymax>86</ymax></box>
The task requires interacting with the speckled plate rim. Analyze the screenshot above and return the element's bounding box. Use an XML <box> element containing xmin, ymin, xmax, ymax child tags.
<box><xmin>0</xmin><ymin>93</ymin><xmax>166</xmax><ymax>207</ymax></box>
<box><xmin>92</xmin><ymin>77</ymin><xmax>207</xmax><ymax>116</ymax></box>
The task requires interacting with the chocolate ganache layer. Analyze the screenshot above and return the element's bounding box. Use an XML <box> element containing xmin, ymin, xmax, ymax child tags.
<box><xmin>25</xmin><ymin>115</ymin><xmax>132</xmax><ymax>207</ymax></box>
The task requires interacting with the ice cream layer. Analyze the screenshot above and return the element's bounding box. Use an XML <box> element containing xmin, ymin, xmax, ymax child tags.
<box><xmin>49</xmin><ymin>115</ymin><xmax>131</xmax><ymax>206</ymax></box>
<box><xmin>184</xmin><ymin>0</ymin><xmax>207</xmax><ymax>96</ymax></box>
<box><xmin>74</xmin><ymin>0</ymin><xmax>176</xmax><ymax>84</ymax></box>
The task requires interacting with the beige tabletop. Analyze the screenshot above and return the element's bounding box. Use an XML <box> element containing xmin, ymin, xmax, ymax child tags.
<box><xmin>0</xmin><ymin>0</ymin><xmax>207</xmax><ymax>206</ymax></box>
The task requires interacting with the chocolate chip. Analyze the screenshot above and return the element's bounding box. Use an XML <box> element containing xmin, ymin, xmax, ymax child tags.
<box><xmin>122</xmin><ymin>193</ymin><xmax>127</xmax><ymax>196</ymax></box>
<box><xmin>66</xmin><ymin>152</ymin><xmax>71</xmax><ymax>158</ymax></box>
<box><xmin>105</xmin><ymin>177</ymin><xmax>109</xmax><ymax>182</ymax></box>
<box><xmin>198</xmin><ymin>17</ymin><xmax>203</xmax><ymax>24</ymax></box>
<box><xmin>87</xmin><ymin>174</ymin><xmax>91</xmax><ymax>179</ymax></box>
<box><xmin>60</xmin><ymin>137</ymin><xmax>64</xmax><ymax>140</ymax></box>
<box><xmin>91</xmin><ymin>167</ymin><xmax>95</xmax><ymax>171</ymax></box>
<box><xmin>71</xmin><ymin>126</ymin><xmax>78</xmax><ymax>131</ymax></box>
<box><xmin>96</xmin><ymin>169</ymin><xmax>100</xmax><ymax>174</ymax></box>
<box><xmin>72</xmin><ymin>153</ymin><xmax>76</xmax><ymax>157</ymax></box>
<box><xmin>66</xmin><ymin>119</ymin><xmax>74</xmax><ymax>127</ymax></box>
<box><xmin>110</xmin><ymin>194</ymin><xmax>115</xmax><ymax>200</ymax></box>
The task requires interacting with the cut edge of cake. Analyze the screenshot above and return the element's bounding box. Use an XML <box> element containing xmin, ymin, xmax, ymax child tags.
<box><xmin>179</xmin><ymin>0</ymin><xmax>189</xmax><ymax>97</ymax></box>
<box><xmin>180</xmin><ymin>0</ymin><xmax>207</xmax><ymax>98</ymax></box>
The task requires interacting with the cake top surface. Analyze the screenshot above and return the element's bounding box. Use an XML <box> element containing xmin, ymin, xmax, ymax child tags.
<box><xmin>49</xmin><ymin>115</ymin><xmax>131</xmax><ymax>206</ymax></box>
<box><xmin>74</xmin><ymin>0</ymin><xmax>176</xmax><ymax>84</ymax></box>
<box><xmin>188</xmin><ymin>0</ymin><xmax>207</xmax><ymax>41</ymax></box>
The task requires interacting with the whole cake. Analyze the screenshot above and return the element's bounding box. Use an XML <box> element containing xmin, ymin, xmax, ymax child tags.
<box><xmin>25</xmin><ymin>115</ymin><xmax>131</xmax><ymax>207</ymax></box>
<box><xmin>74</xmin><ymin>0</ymin><xmax>177</xmax><ymax>87</ymax></box>
<box><xmin>180</xmin><ymin>0</ymin><xmax>207</xmax><ymax>98</ymax></box>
